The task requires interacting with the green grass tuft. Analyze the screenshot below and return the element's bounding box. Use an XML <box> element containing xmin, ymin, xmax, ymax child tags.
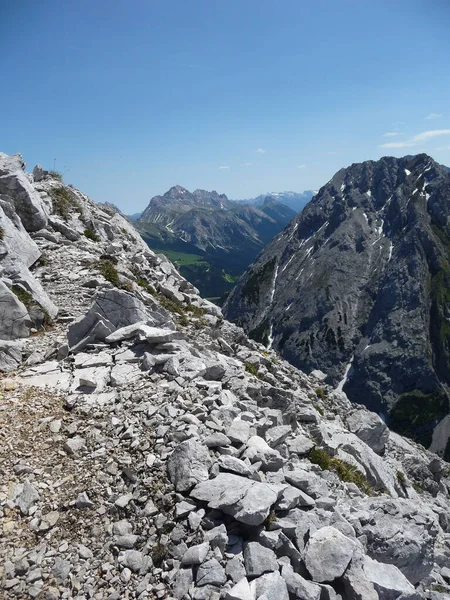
<box><xmin>11</xmin><ymin>285</ymin><xmax>34</xmax><ymax>307</ymax></box>
<box><xmin>96</xmin><ymin>259</ymin><xmax>121</xmax><ymax>287</ymax></box>
<box><xmin>84</xmin><ymin>228</ymin><xmax>100</xmax><ymax>242</ymax></box>
<box><xmin>49</xmin><ymin>186</ymin><xmax>81</xmax><ymax>220</ymax></box>
<box><xmin>245</xmin><ymin>362</ymin><xmax>260</xmax><ymax>378</ymax></box>
<box><xmin>48</xmin><ymin>170</ymin><xmax>63</xmax><ymax>181</ymax></box>
<box><xmin>315</xmin><ymin>387</ymin><xmax>326</xmax><ymax>401</ymax></box>
<box><xmin>309</xmin><ymin>446</ymin><xmax>372</xmax><ymax>494</ymax></box>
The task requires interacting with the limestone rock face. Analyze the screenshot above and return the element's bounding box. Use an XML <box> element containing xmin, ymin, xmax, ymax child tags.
<box><xmin>0</xmin><ymin>153</ymin><xmax>48</xmax><ymax>231</ymax></box>
<box><xmin>0</xmin><ymin>281</ymin><xmax>31</xmax><ymax>340</ymax></box>
<box><xmin>224</xmin><ymin>154</ymin><xmax>450</xmax><ymax>451</ymax></box>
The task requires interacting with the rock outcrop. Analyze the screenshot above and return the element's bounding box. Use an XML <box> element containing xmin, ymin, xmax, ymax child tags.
<box><xmin>224</xmin><ymin>154</ymin><xmax>450</xmax><ymax>455</ymax></box>
<box><xmin>1</xmin><ymin>151</ymin><xmax>450</xmax><ymax>600</ymax></box>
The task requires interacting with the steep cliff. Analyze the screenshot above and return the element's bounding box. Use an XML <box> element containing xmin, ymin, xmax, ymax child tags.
<box><xmin>224</xmin><ymin>154</ymin><xmax>450</xmax><ymax>452</ymax></box>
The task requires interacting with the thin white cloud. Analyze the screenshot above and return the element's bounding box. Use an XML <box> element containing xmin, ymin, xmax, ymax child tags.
<box><xmin>382</xmin><ymin>132</ymin><xmax>401</xmax><ymax>137</ymax></box>
<box><xmin>436</xmin><ymin>146</ymin><xmax>450</xmax><ymax>151</ymax></box>
<box><xmin>380</xmin><ymin>129</ymin><xmax>450</xmax><ymax>149</ymax></box>
<box><xmin>297</xmin><ymin>164</ymin><xmax>306</xmax><ymax>169</ymax></box>
<box><xmin>241</xmin><ymin>162</ymin><xmax>252</xmax><ymax>167</ymax></box>
<box><xmin>256</xmin><ymin>148</ymin><xmax>266</xmax><ymax>154</ymax></box>
<box><xmin>218</xmin><ymin>165</ymin><xmax>230</xmax><ymax>170</ymax></box>
<box><xmin>426</xmin><ymin>113</ymin><xmax>442</xmax><ymax>120</ymax></box>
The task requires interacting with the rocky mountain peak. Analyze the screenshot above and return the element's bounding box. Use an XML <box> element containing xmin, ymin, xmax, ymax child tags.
<box><xmin>164</xmin><ymin>184</ymin><xmax>191</xmax><ymax>198</ymax></box>
<box><xmin>2</xmin><ymin>151</ymin><xmax>450</xmax><ymax>599</ymax></box>
<box><xmin>224</xmin><ymin>153</ymin><xmax>450</xmax><ymax>455</ymax></box>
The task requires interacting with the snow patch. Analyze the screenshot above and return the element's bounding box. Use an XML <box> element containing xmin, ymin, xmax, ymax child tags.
<box><xmin>340</xmin><ymin>182</ymin><xmax>346</xmax><ymax>192</ymax></box>
<box><xmin>336</xmin><ymin>356</ymin><xmax>354</xmax><ymax>392</ymax></box>
<box><xmin>366</xmin><ymin>190</ymin><xmax>372</xmax><ymax>197</ymax></box>
<box><xmin>268</xmin><ymin>264</ymin><xmax>279</xmax><ymax>306</ymax></box>
<box><xmin>281</xmin><ymin>254</ymin><xmax>295</xmax><ymax>273</ymax></box>
<box><xmin>388</xmin><ymin>241</ymin><xmax>393</xmax><ymax>262</ymax></box>
<box><xmin>405</xmin><ymin>169</ymin><xmax>411</xmax><ymax>176</ymax></box>
<box><xmin>295</xmin><ymin>267</ymin><xmax>305</xmax><ymax>281</ymax></box>
<box><xmin>285</xmin><ymin>302</ymin><xmax>293</xmax><ymax>312</ymax></box>
<box><xmin>267</xmin><ymin>324</ymin><xmax>274</xmax><ymax>350</ymax></box>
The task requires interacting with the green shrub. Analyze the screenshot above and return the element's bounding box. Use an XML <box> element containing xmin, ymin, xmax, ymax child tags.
<box><xmin>84</xmin><ymin>228</ymin><xmax>100</xmax><ymax>242</ymax></box>
<box><xmin>38</xmin><ymin>255</ymin><xmax>48</xmax><ymax>266</ymax></box>
<box><xmin>96</xmin><ymin>259</ymin><xmax>121</xmax><ymax>287</ymax></box>
<box><xmin>309</xmin><ymin>446</ymin><xmax>372</xmax><ymax>494</ymax></box>
<box><xmin>390</xmin><ymin>388</ymin><xmax>449</xmax><ymax>448</ymax></box>
<box><xmin>48</xmin><ymin>170</ymin><xmax>63</xmax><ymax>181</ymax></box>
<box><xmin>50</xmin><ymin>186</ymin><xmax>81</xmax><ymax>220</ymax></box>
<box><xmin>396</xmin><ymin>471</ymin><xmax>406</xmax><ymax>485</ymax></box>
<box><xmin>11</xmin><ymin>284</ymin><xmax>34</xmax><ymax>307</ymax></box>
<box><xmin>245</xmin><ymin>362</ymin><xmax>259</xmax><ymax>378</ymax></box>
<box><xmin>431</xmin><ymin>584</ymin><xmax>448</xmax><ymax>593</ymax></box>
<box><xmin>157</xmin><ymin>294</ymin><xmax>186</xmax><ymax>316</ymax></box>
<box><xmin>315</xmin><ymin>387</ymin><xmax>326</xmax><ymax>401</ymax></box>
<box><xmin>11</xmin><ymin>285</ymin><xmax>53</xmax><ymax>330</ymax></box>
<box><xmin>185</xmin><ymin>304</ymin><xmax>206</xmax><ymax>317</ymax></box>
<box><xmin>309</xmin><ymin>447</ymin><xmax>331</xmax><ymax>470</ymax></box>
<box><xmin>136</xmin><ymin>277</ymin><xmax>156</xmax><ymax>296</ymax></box>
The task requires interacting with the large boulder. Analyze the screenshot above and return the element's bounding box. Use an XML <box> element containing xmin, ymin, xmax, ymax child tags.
<box><xmin>32</xmin><ymin>164</ymin><xmax>48</xmax><ymax>182</ymax></box>
<box><xmin>0</xmin><ymin>197</ymin><xmax>40</xmax><ymax>268</ymax></box>
<box><xmin>347</xmin><ymin>409</ymin><xmax>389</xmax><ymax>454</ymax></box>
<box><xmin>0</xmin><ymin>199</ymin><xmax>58</xmax><ymax>319</ymax></box>
<box><xmin>190</xmin><ymin>473</ymin><xmax>285</xmax><ymax>526</ymax></box>
<box><xmin>0</xmin><ymin>281</ymin><xmax>31</xmax><ymax>340</ymax></box>
<box><xmin>0</xmin><ymin>153</ymin><xmax>48</xmax><ymax>231</ymax></box>
<box><xmin>167</xmin><ymin>440</ymin><xmax>212</xmax><ymax>492</ymax></box>
<box><xmin>303</xmin><ymin>526</ymin><xmax>357</xmax><ymax>583</ymax></box>
<box><xmin>0</xmin><ymin>339</ymin><xmax>24</xmax><ymax>371</ymax></box>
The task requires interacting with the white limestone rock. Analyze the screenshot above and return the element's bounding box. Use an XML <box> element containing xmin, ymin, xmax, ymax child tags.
<box><xmin>304</xmin><ymin>526</ymin><xmax>357</xmax><ymax>583</ymax></box>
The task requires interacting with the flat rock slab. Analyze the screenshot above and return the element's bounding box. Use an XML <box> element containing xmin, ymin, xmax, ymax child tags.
<box><xmin>190</xmin><ymin>473</ymin><xmax>285</xmax><ymax>526</ymax></box>
<box><xmin>105</xmin><ymin>322</ymin><xmax>181</xmax><ymax>344</ymax></box>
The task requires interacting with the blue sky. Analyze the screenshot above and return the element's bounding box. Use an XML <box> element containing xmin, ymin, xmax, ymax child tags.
<box><xmin>1</xmin><ymin>0</ymin><xmax>450</xmax><ymax>211</ymax></box>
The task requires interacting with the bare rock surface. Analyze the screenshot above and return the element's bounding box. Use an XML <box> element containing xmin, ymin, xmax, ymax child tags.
<box><xmin>0</xmin><ymin>151</ymin><xmax>450</xmax><ymax>600</ymax></box>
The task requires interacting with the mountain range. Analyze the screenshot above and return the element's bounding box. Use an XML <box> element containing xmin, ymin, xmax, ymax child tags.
<box><xmin>224</xmin><ymin>153</ymin><xmax>450</xmax><ymax>456</ymax></box>
<box><xmin>134</xmin><ymin>186</ymin><xmax>296</xmax><ymax>300</ymax></box>
<box><xmin>235</xmin><ymin>190</ymin><xmax>316</xmax><ymax>212</ymax></box>
<box><xmin>128</xmin><ymin>190</ymin><xmax>315</xmax><ymax>221</ymax></box>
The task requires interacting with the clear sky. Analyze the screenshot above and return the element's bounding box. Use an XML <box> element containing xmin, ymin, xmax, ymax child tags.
<box><xmin>1</xmin><ymin>0</ymin><xmax>450</xmax><ymax>212</ymax></box>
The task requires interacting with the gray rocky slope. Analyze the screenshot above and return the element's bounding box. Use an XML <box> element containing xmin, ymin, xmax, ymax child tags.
<box><xmin>2</xmin><ymin>152</ymin><xmax>450</xmax><ymax>599</ymax></box>
<box><xmin>224</xmin><ymin>154</ymin><xmax>450</xmax><ymax>455</ymax></box>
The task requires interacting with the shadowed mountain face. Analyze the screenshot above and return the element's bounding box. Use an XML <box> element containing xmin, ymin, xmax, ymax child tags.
<box><xmin>224</xmin><ymin>154</ymin><xmax>450</xmax><ymax>449</ymax></box>
<box><xmin>135</xmin><ymin>186</ymin><xmax>296</xmax><ymax>301</ymax></box>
